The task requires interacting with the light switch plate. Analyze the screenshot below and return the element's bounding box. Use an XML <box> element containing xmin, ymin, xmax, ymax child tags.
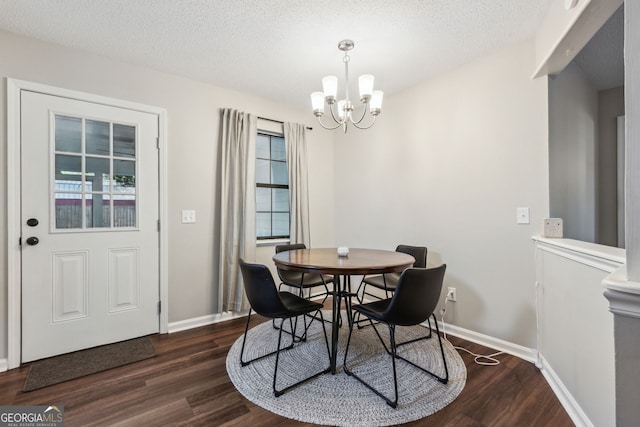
<box><xmin>181</xmin><ymin>210</ymin><xmax>196</xmax><ymax>224</ymax></box>
<box><xmin>543</xmin><ymin>218</ymin><xmax>563</xmax><ymax>238</ymax></box>
<box><xmin>517</xmin><ymin>207</ymin><xmax>530</xmax><ymax>224</ymax></box>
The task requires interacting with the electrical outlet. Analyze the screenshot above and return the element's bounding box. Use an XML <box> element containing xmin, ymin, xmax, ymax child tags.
<box><xmin>181</xmin><ymin>210</ymin><xmax>196</xmax><ymax>224</ymax></box>
<box><xmin>447</xmin><ymin>287</ymin><xmax>457</xmax><ymax>302</ymax></box>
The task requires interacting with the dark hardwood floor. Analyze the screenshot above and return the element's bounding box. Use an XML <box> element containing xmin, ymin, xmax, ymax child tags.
<box><xmin>0</xmin><ymin>308</ymin><xmax>573</xmax><ymax>426</ymax></box>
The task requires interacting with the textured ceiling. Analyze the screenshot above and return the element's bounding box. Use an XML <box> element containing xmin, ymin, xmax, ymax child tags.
<box><xmin>0</xmin><ymin>0</ymin><xmax>556</xmax><ymax>109</ymax></box>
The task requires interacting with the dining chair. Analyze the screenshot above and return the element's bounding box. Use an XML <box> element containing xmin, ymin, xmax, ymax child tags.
<box><xmin>356</xmin><ymin>245</ymin><xmax>427</xmax><ymax>303</ymax></box>
<box><xmin>238</xmin><ymin>259</ymin><xmax>331</xmax><ymax>397</ymax></box>
<box><xmin>343</xmin><ymin>264</ymin><xmax>448</xmax><ymax>408</ymax></box>
<box><xmin>275</xmin><ymin>243</ymin><xmax>334</xmax><ymax>303</ymax></box>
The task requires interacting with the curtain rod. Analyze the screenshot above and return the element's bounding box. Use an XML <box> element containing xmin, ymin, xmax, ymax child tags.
<box><xmin>258</xmin><ymin>116</ymin><xmax>313</xmax><ymax>131</ymax></box>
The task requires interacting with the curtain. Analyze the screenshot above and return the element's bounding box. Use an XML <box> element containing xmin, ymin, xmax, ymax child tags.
<box><xmin>217</xmin><ymin>109</ymin><xmax>257</xmax><ymax>312</ymax></box>
<box><xmin>284</xmin><ymin>122</ymin><xmax>310</xmax><ymax>246</ymax></box>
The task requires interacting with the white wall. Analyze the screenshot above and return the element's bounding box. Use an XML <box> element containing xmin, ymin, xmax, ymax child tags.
<box><xmin>333</xmin><ymin>40</ymin><xmax>549</xmax><ymax>348</ymax></box>
<box><xmin>548</xmin><ymin>62</ymin><xmax>598</xmax><ymax>243</ymax></box>
<box><xmin>0</xmin><ymin>29</ymin><xmax>335</xmax><ymax>360</ymax></box>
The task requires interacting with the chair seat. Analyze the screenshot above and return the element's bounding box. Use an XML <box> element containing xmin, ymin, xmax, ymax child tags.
<box><xmin>278</xmin><ymin>291</ymin><xmax>324</xmax><ymax>317</ymax></box>
<box><xmin>353</xmin><ymin>299</ymin><xmax>391</xmax><ymax>321</ymax></box>
<box><xmin>362</xmin><ymin>273</ymin><xmax>400</xmax><ymax>291</ymax></box>
<box><xmin>280</xmin><ymin>272</ymin><xmax>334</xmax><ymax>288</ymax></box>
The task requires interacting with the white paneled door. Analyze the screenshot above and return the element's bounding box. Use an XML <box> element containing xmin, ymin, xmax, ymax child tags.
<box><xmin>21</xmin><ymin>91</ymin><xmax>160</xmax><ymax>362</ymax></box>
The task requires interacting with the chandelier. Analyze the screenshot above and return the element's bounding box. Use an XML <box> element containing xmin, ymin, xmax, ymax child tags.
<box><xmin>310</xmin><ymin>39</ymin><xmax>383</xmax><ymax>132</ymax></box>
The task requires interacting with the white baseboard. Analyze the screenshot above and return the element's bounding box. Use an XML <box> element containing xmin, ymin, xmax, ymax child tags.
<box><xmin>435</xmin><ymin>320</ymin><xmax>538</xmax><ymax>363</ymax></box>
<box><xmin>539</xmin><ymin>353</ymin><xmax>592</xmax><ymax>427</ymax></box>
<box><xmin>437</xmin><ymin>320</ymin><xmax>591</xmax><ymax>426</ymax></box>
<box><xmin>0</xmin><ymin>358</ymin><xmax>8</xmax><ymax>373</ymax></box>
<box><xmin>168</xmin><ymin>311</ymin><xmax>248</xmax><ymax>333</ymax></box>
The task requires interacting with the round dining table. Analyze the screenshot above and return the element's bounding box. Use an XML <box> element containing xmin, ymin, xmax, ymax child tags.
<box><xmin>272</xmin><ymin>247</ymin><xmax>415</xmax><ymax>373</ymax></box>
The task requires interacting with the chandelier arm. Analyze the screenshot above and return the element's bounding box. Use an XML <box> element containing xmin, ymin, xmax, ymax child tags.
<box><xmin>351</xmin><ymin>114</ymin><xmax>377</xmax><ymax>130</ymax></box>
<box><xmin>350</xmin><ymin>102</ymin><xmax>370</xmax><ymax>125</ymax></box>
<box><xmin>316</xmin><ymin>115</ymin><xmax>343</xmax><ymax>131</ymax></box>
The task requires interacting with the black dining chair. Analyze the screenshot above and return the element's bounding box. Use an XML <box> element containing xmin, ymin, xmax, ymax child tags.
<box><xmin>275</xmin><ymin>243</ymin><xmax>333</xmax><ymax>303</ymax></box>
<box><xmin>343</xmin><ymin>264</ymin><xmax>448</xmax><ymax>408</ymax></box>
<box><xmin>356</xmin><ymin>245</ymin><xmax>427</xmax><ymax>302</ymax></box>
<box><xmin>238</xmin><ymin>259</ymin><xmax>331</xmax><ymax>397</ymax></box>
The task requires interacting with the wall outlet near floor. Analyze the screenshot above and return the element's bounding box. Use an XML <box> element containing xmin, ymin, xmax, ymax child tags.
<box><xmin>447</xmin><ymin>287</ymin><xmax>457</xmax><ymax>302</ymax></box>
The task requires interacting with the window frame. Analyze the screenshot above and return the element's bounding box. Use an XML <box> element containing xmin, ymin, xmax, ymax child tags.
<box><xmin>256</xmin><ymin>131</ymin><xmax>290</xmax><ymax>240</ymax></box>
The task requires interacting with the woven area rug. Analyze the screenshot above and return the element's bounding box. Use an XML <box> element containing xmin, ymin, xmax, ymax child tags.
<box><xmin>23</xmin><ymin>337</ymin><xmax>156</xmax><ymax>392</ymax></box>
<box><xmin>226</xmin><ymin>311</ymin><xmax>466</xmax><ymax>426</ymax></box>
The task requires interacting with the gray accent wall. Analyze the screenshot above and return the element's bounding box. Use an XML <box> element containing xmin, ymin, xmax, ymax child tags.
<box><xmin>548</xmin><ymin>62</ymin><xmax>598</xmax><ymax>243</ymax></box>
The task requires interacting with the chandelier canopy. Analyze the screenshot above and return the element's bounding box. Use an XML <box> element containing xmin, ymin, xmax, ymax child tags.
<box><xmin>310</xmin><ymin>39</ymin><xmax>383</xmax><ymax>133</ymax></box>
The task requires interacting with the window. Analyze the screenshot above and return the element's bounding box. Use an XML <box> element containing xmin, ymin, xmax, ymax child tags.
<box><xmin>256</xmin><ymin>133</ymin><xmax>289</xmax><ymax>239</ymax></box>
<box><xmin>53</xmin><ymin>114</ymin><xmax>137</xmax><ymax>230</ymax></box>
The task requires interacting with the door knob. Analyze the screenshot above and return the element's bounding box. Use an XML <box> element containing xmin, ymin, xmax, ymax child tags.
<box><xmin>27</xmin><ymin>218</ymin><xmax>39</xmax><ymax>227</ymax></box>
<box><xmin>26</xmin><ymin>237</ymin><xmax>39</xmax><ymax>246</ymax></box>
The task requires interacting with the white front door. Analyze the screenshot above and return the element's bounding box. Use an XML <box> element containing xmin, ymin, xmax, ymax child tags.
<box><xmin>21</xmin><ymin>90</ymin><xmax>160</xmax><ymax>362</ymax></box>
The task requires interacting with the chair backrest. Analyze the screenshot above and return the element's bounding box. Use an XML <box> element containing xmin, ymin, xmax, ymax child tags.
<box><xmin>239</xmin><ymin>259</ymin><xmax>289</xmax><ymax>318</ymax></box>
<box><xmin>275</xmin><ymin>243</ymin><xmax>307</xmax><ymax>254</ymax></box>
<box><xmin>275</xmin><ymin>243</ymin><xmax>307</xmax><ymax>282</ymax></box>
<box><xmin>382</xmin><ymin>264</ymin><xmax>447</xmax><ymax>326</ymax></box>
<box><xmin>396</xmin><ymin>245</ymin><xmax>427</xmax><ymax>268</ymax></box>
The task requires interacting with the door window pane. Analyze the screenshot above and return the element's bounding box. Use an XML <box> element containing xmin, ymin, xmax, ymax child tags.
<box><xmin>55</xmin><ymin>116</ymin><xmax>82</xmax><ymax>153</ymax></box>
<box><xmin>55</xmin><ymin>154</ymin><xmax>82</xmax><ymax>179</ymax></box>
<box><xmin>86</xmin><ymin>157</ymin><xmax>111</xmax><ymax>192</ymax></box>
<box><xmin>113</xmin><ymin>160</ymin><xmax>136</xmax><ymax>191</ymax></box>
<box><xmin>55</xmin><ymin>193</ymin><xmax>82</xmax><ymax>229</ymax></box>
<box><xmin>86</xmin><ymin>120</ymin><xmax>110</xmax><ymax>156</ymax></box>
<box><xmin>113</xmin><ymin>124</ymin><xmax>136</xmax><ymax>158</ymax></box>
<box><xmin>86</xmin><ymin>193</ymin><xmax>110</xmax><ymax>228</ymax></box>
<box><xmin>114</xmin><ymin>195</ymin><xmax>136</xmax><ymax>227</ymax></box>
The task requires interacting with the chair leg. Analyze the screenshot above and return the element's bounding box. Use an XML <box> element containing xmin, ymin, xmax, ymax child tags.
<box><xmin>343</xmin><ymin>317</ymin><xmax>399</xmax><ymax>408</ymax></box>
<box><xmin>343</xmin><ymin>313</ymin><xmax>449</xmax><ymax>408</ymax></box>
<box><xmin>395</xmin><ymin>316</ymin><xmax>434</xmax><ymax>348</ymax></box>
<box><xmin>355</xmin><ymin>276</ymin><xmax>367</xmax><ymax>304</ymax></box>
<box><xmin>394</xmin><ymin>314</ymin><xmax>449</xmax><ymax>384</ymax></box>
<box><xmin>241</xmin><ymin>311</ymin><xmax>295</xmax><ymax>367</ymax></box>
<box><xmin>273</xmin><ymin>309</ymin><xmax>331</xmax><ymax>397</ymax></box>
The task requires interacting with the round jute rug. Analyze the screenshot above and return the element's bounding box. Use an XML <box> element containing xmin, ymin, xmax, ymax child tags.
<box><xmin>226</xmin><ymin>311</ymin><xmax>466</xmax><ymax>426</ymax></box>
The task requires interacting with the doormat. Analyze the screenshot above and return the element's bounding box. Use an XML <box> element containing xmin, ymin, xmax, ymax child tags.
<box><xmin>23</xmin><ymin>337</ymin><xmax>156</xmax><ymax>392</ymax></box>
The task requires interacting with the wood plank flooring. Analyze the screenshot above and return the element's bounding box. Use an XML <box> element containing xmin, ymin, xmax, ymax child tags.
<box><xmin>0</xmin><ymin>310</ymin><xmax>573</xmax><ymax>426</ymax></box>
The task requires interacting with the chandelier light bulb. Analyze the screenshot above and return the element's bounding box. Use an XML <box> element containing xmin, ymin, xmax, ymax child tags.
<box><xmin>322</xmin><ymin>76</ymin><xmax>338</xmax><ymax>103</ymax></box>
<box><xmin>358</xmin><ymin>74</ymin><xmax>374</xmax><ymax>102</ymax></box>
<box><xmin>370</xmin><ymin>90</ymin><xmax>384</xmax><ymax>115</ymax></box>
<box><xmin>337</xmin><ymin>100</ymin><xmax>347</xmax><ymax>120</ymax></box>
<box><xmin>311</xmin><ymin>92</ymin><xmax>325</xmax><ymax>115</ymax></box>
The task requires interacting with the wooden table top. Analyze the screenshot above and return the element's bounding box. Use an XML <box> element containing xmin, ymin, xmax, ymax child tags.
<box><xmin>272</xmin><ymin>247</ymin><xmax>415</xmax><ymax>276</ymax></box>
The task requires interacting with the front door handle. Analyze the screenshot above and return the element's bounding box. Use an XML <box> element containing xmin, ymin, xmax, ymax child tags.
<box><xmin>26</xmin><ymin>237</ymin><xmax>39</xmax><ymax>246</ymax></box>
